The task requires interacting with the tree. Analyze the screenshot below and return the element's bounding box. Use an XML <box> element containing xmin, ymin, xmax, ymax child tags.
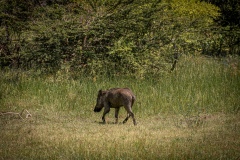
<box><xmin>202</xmin><ymin>0</ymin><xmax>240</xmax><ymax>55</ymax></box>
<box><xmin>0</xmin><ymin>0</ymin><xmax>35</xmax><ymax>67</ymax></box>
<box><xmin>0</xmin><ymin>0</ymin><xmax>226</xmax><ymax>76</ymax></box>
<box><xmin>203</xmin><ymin>0</ymin><xmax>240</xmax><ymax>27</ymax></box>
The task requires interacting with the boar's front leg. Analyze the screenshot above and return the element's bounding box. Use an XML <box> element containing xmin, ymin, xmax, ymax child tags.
<box><xmin>102</xmin><ymin>103</ymin><xmax>110</xmax><ymax>124</ymax></box>
<box><xmin>115</xmin><ymin>108</ymin><xmax>120</xmax><ymax>124</ymax></box>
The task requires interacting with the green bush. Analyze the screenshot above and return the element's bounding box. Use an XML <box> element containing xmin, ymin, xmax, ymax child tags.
<box><xmin>3</xmin><ymin>0</ymin><xmax>239</xmax><ymax>77</ymax></box>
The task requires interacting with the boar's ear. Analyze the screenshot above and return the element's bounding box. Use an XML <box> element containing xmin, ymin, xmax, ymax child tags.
<box><xmin>98</xmin><ymin>89</ymin><xmax>107</xmax><ymax>96</ymax></box>
<box><xmin>98</xmin><ymin>89</ymin><xmax>103</xmax><ymax>95</ymax></box>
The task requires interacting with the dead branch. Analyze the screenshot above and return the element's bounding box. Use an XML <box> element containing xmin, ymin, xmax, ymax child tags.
<box><xmin>0</xmin><ymin>109</ymin><xmax>32</xmax><ymax>119</ymax></box>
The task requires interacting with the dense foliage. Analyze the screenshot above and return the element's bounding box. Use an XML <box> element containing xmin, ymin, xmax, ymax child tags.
<box><xmin>202</xmin><ymin>0</ymin><xmax>240</xmax><ymax>56</ymax></box>
<box><xmin>0</xmin><ymin>0</ymin><xmax>239</xmax><ymax>76</ymax></box>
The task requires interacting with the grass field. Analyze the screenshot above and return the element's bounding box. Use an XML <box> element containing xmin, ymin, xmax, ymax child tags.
<box><xmin>0</xmin><ymin>55</ymin><xmax>240</xmax><ymax>159</ymax></box>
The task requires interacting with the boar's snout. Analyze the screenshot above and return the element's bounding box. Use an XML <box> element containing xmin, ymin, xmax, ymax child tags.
<box><xmin>94</xmin><ymin>107</ymin><xmax>102</xmax><ymax>112</ymax></box>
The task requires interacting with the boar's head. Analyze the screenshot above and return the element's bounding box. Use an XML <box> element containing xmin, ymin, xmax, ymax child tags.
<box><xmin>94</xmin><ymin>90</ymin><xmax>106</xmax><ymax>112</ymax></box>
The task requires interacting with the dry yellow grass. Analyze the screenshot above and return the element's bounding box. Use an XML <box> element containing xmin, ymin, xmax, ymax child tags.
<box><xmin>1</xmin><ymin>110</ymin><xmax>239</xmax><ymax>159</ymax></box>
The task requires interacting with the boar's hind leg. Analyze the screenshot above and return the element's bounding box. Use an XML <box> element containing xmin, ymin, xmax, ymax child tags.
<box><xmin>123</xmin><ymin>113</ymin><xmax>130</xmax><ymax>124</ymax></box>
<box><xmin>123</xmin><ymin>106</ymin><xmax>137</xmax><ymax>125</ymax></box>
<box><xmin>102</xmin><ymin>107</ymin><xmax>110</xmax><ymax>123</ymax></box>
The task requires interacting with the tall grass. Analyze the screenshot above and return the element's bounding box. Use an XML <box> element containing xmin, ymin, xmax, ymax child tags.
<box><xmin>0</xmin><ymin>55</ymin><xmax>239</xmax><ymax>159</ymax></box>
<box><xmin>1</xmin><ymin>55</ymin><xmax>239</xmax><ymax>115</ymax></box>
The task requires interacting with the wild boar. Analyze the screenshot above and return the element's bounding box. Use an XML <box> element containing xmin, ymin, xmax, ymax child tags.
<box><xmin>94</xmin><ymin>88</ymin><xmax>137</xmax><ymax>125</ymax></box>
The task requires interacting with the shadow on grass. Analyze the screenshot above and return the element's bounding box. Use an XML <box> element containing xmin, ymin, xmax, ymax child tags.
<box><xmin>94</xmin><ymin>121</ymin><xmax>124</xmax><ymax>125</ymax></box>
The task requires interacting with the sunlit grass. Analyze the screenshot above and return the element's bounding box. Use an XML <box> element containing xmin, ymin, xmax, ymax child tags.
<box><xmin>1</xmin><ymin>112</ymin><xmax>239</xmax><ymax>159</ymax></box>
<box><xmin>0</xmin><ymin>55</ymin><xmax>239</xmax><ymax>159</ymax></box>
